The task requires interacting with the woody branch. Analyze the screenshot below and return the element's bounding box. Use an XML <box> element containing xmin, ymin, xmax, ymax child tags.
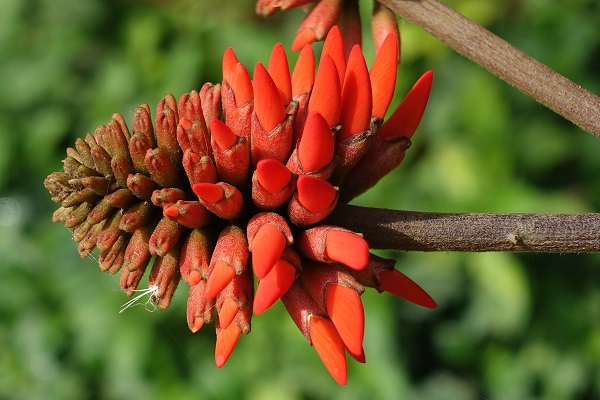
<box><xmin>379</xmin><ymin>0</ymin><xmax>600</xmax><ymax>137</ymax></box>
<box><xmin>328</xmin><ymin>204</ymin><xmax>600</xmax><ymax>253</ymax></box>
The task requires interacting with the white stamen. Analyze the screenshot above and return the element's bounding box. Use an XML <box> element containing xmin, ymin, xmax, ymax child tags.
<box><xmin>119</xmin><ymin>285</ymin><xmax>160</xmax><ymax>314</ymax></box>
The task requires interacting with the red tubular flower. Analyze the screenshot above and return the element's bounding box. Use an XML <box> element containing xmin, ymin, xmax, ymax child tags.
<box><xmin>44</xmin><ymin>27</ymin><xmax>435</xmax><ymax>384</ymax></box>
<box><xmin>257</xmin><ymin>0</ymin><xmax>400</xmax><ymax>55</ymax></box>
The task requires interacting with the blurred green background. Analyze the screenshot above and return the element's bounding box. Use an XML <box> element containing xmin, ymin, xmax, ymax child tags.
<box><xmin>1</xmin><ymin>0</ymin><xmax>600</xmax><ymax>398</ymax></box>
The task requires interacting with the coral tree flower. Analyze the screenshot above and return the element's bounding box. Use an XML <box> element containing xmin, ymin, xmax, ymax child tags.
<box><xmin>44</xmin><ymin>27</ymin><xmax>435</xmax><ymax>385</ymax></box>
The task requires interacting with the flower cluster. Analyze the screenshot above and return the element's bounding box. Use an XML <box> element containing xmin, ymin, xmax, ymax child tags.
<box><xmin>44</xmin><ymin>27</ymin><xmax>435</xmax><ymax>385</ymax></box>
<box><xmin>256</xmin><ymin>0</ymin><xmax>400</xmax><ymax>56</ymax></box>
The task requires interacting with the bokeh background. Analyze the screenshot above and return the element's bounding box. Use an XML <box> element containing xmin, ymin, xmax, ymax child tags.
<box><xmin>2</xmin><ymin>0</ymin><xmax>600</xmax><ymax>398</ymax></box>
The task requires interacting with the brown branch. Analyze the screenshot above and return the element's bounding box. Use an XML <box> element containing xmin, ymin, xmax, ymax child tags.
<box><xmin>378</xmin><ymin>0</ymin><xmax>600</xmax><ymax>138</ymax></box>
<box><xmin>327</xmin><ymin>204</ymin><xmax>600</xmax><ymax>252</ymax></box>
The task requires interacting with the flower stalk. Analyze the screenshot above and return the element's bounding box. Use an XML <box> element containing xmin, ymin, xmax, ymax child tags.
<box><xmin>327</xmin><ymin>205</ymin><xmax>600</xmax><ymax>253</ymax></box>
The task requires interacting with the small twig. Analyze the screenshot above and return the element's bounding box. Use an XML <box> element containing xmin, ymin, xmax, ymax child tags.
<box><xmin>379</xmin><ymin>0</ymin><xmax>600</xmax><ymax>137</ymax></box>
<box><xmin>327</xmin><ymin>204</ymin><xmax>600</xmax><ymax>252</ymax></box>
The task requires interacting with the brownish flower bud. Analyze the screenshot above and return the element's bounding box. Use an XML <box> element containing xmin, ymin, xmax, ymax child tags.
<box><xmin>129</xmin><ymin>132</ymin><xmax>153</xmax><ymax>175</ymax></box>
<box><xmin>149</xmin><ymin>244</ymin><xmax>181</xmax><ymax>310</ymax></box>
<box><xmin>155</xmin><ymin>94</ymin><xmax>182</xmax><ymax>166</ymax></box>
<box><xmin>145</xmin><ymin>147</ymin><xmax>181</xmax><ymax>188</ymax></box>
<box><xmin>123</xmin><ymin>224</ymin><xmax>154</xmax><ymax>272</ymax></box>
<box><xmin>148</xmin><ymin>217</ymin><xmax>182</xmax><ymax>257</ymax></box>
<box><xmin>200</xmin><ymin>83</ymin><xmax>222</xmax><ymax>129</ymax></box>
<box><xmin>119</xmin><ymin>201</ymin><xmax>154</xmax><ymax>232</ymax></box>
<box><xmin>150</xmin><ymin>187</ymin><xmax>187</xmax><ymax>207</ymax></box>
<box><xmin>180</xmin><ymin>228</ymin><xmax>212</xmax><ymax>285</ymax></box>
<box><xmin>64</xmin><ymin>202</ymin><xmax>94</xmax><ymax>228</ymax></box>
<box><xmin>163</xmin><ymin>200</ymin><xmax>212</xmax><ymax>229</ymax></box>
<box><xmin>133</xmin><ymin>103</ymin><xmax>156</xmax><ymax>148</ymax></box>
<box><xmin>127</xmin><ymin>173</ymin><xmax>157</xmax><ymax>201</ymax></box>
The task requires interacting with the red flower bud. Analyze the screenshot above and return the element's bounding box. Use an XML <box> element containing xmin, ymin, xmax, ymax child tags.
<box><xmin>192</xmin><ymin>182</ymin><xmax>244</xmax><ymax>220</ymax></box>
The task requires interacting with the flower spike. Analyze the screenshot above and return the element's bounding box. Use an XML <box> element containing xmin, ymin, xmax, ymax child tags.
<box><xmin>45</xmin><ymin>27</ymin><xmax>435</xmax><ymax>386</ymax></box>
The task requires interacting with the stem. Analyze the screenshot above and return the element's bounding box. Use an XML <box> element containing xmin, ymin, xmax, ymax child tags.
<box><xmin>378</xmin><ymin>0</ymin><xmax>600</xmax><ymax>138</ymax></box>
<box><xmin>327</xmin><ymin>204</ymin><xmax>600</xmax><ymax>252</ymax></box>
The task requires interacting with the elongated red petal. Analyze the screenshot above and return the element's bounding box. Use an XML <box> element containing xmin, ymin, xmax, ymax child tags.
<box><xmin>379</xmin><ymin>70</ymin><xmax>433</xmax><ymax>139</ymax></box>
<box><xmin>218</xmin><ymin>297</ymin><xmax>240</xmax><ymax>329</ymax></box>
<box><xmin>298</xmin><ymin>112</ymin><xmax>334</xmax><ymax>172</ymax></box>
<box><xmin>193</xmin><ymin>182</ymin><xmax>224</xmax><ymax>203</ymax></box>
<box><xmin>205</xmin><ymin>260</ymin><xmax>236</xmax><ymax>299</ymax></box>
<box><xmin>322</xmin><ymin>26</ymin><xmax>346</xmax><ymax>88</ymax></box>
<box><xmin>222</xmin><ymin>47</ymin><xmax>239</xmax><ymax>83</ymax></box>
<box><xmin>292</xmin><ymin>45</ymin><xmax>315</xmax><ymax>97</ymax></box>
<box><xmin>296</xmin><ymin>176</ymin><xmax>337</xmax><ymax>213</ymax></box>
<box><xmin>210</xmin><ymin>119</ymin><xmax>238</xmax><ymax>151</ymax></box>
<box><xmin>254</xmin><ymin>63</ymin><xmax>286</xmax><ymax>133</ymax></box>
<box><xmin>378</xmin><ymin>269</ymin><xmax>437</xmax><ymax>308</ymax></box>
<box><xmin>308</xmin><ymin>55</ymin><xmax>341</xmax><ymax>129</ymax></box>
<box><xmin>326</xmin><ymin>284</ymin><xmax>365</xmax><ymax>362</ymax></box>
<box><xmin>309</xmin><ymin>316</ymin><xmax>347</xmax><ymax>385</ymax></box>
<box><xmin>186</xmin><ymin>279</ymin><xmax>214</xmax><ymax>332</ymax></box>
<box><xmin>253</xmin><ymin>258</ymin><xmax>296</xmax><ymax>314</ymax></box>
<box><xmin>338</xmin><ymin>45</ymin><xmax>372</xmax><ymax>141</ymax></box>
<box><xmin>324</xmin><ymin>230</ymin><xmax>369</xmax><ymax>270</ymax></box>
<box><xmin>191</xmin><ymin>316</ymin><xmax>204</xmax><ymax>333</ymax></box>
<box><xmin>188</xmin><ymin>270</ymin><xmax>201</xmax><ymax>286</ymax></box>
<box><xmin>215</xmin><ymin>322</ymin><xmax>242</xmax><ymax>368</ymax></box>
<box><xmin>255</xmin><ymin>159</ymin><xmax>292</xmax><ymax>194</ymax></box>
<box><xmin>268</xmin><ymin>43</ymin><xmax>292</xmax><ymax>106</ymax></box>
<box><xmin>292</xmin><ymin>27</ymin><xmax>317</xmax><ymax>52</ymax></box>
<box><xmin>252</xmin><ymin>223</ymin><xmax>287</xmax><ymax>279</ymax></box>
<box><xmin>370</xmin><ymin>33</ymin><xmax>398</xmax><ymax>119</ymax></box>
<box><xmin>230</xmin><ymin>63</ymin><xmax>254</xmax><ymax>107</ymax></box>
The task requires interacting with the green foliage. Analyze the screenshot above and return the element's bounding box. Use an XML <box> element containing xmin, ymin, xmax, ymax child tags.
<box><xmin>1</xmin><ymin>0</ymin><xmax>599</xmax><ymax>398</ymax></box>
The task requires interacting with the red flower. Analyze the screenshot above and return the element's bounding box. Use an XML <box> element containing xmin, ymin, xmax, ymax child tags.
<box><xmin>256</xmin><ymin>0</ymin><xmax>400</xmax><ymax>57</ymax></box>
<box><xmin>44</xmin><ymin>27</ymin><xmax>435</xmax><ymax>385</ymax></box>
